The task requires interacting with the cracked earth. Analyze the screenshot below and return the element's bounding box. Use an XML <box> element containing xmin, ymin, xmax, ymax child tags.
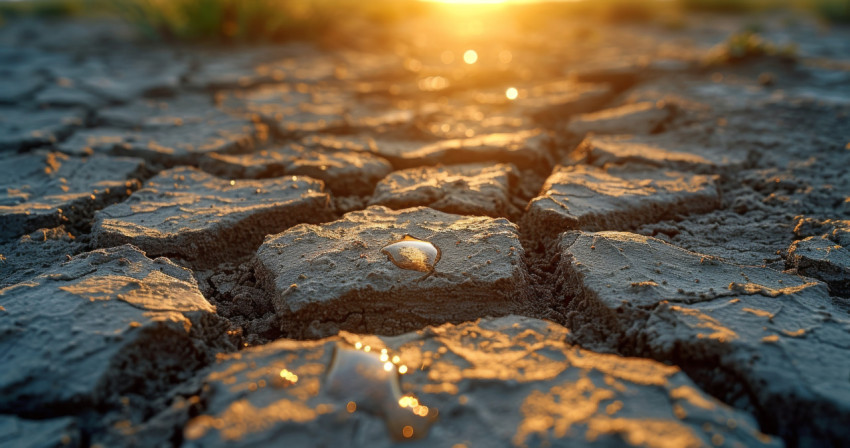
<box><xmin>1</xmin><ymin>8</ymin><xmax>849</xmax><ymax>448</ymax></box>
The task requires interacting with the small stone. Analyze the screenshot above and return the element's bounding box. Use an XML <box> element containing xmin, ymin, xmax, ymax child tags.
<box><xmin>0</xmin><ymin>107</ymin><xmax>84</xmax><ymax>152</ymax></box>
<box><xmin>92</xmin><ymin>167</ymin><xmax>333</xmax><ymax>267</ymax></box>
<box><xmin>255</xmin><ymin>206</ymin><xmax>533</xmax><ymax>338</ymax></box>
<box><xmin>556</xmin><ymin>231</ymin><xmax>850</xmax><ymax>446</ymax></box>
<box><xmin>0</xmin><ymin>245</ymin><xmax>227</xmax><ymax>416</ymax></box>
<box><xmin>182</xmin><ymin>316</ymin><xmax>778</xmax><ymax>447</ymax></box>
<box><xmin>0</xmin><ymin>151</ymin><xmax>144</xmax><ymax>240</ymax></box>
<box><xmin>369</xmin><ymin>163</ymin><xmax>519</xmax><ymax>218</ymax></box>
<box><xmin>567</xmin><ymin>101</ymin><xmax>672</xmax><ymax>135</ymax></box>
<box><xmin>523</xmin><ymin>164</ymin><xmax>719</xmax><ymax>245</ymax></box>
<box><xmin>200</xmin><ymin>143</ymin><xmax>392</xmax><ymax>196</ymax></box>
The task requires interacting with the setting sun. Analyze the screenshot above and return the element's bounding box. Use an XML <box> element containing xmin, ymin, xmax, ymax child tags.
<box><xmin>424</xmin><ymin>0</ymin><xmax>507</xmax><ymax>3</ymax></box>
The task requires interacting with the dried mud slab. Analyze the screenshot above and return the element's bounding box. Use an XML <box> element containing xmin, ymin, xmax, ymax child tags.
<box><xmin>219</xmin><ymin>84</ymin><xmax>413</xmax><ymax>136</ymax></box>
<box><xmin>784</xmin><ymin>218</ymin><xmax>850</xmax><ymax>297</ymax></box>
<box><xmin>43</xmin><ymin>47</ymin><xmax>188</xmax><ymax>103</ymax></box>
<box><xmin>794</xmin><ymin>217</ymin><xmax>850</xmax><ymax>247</ymax></box>
<box><xmin>299</xmin><ymin>130</ymin><xmax>554</xmax><ymax>174</ymax></box>
<box><xmin>786</xmin><ymin>236</ymin><xmax>850</xmax><ymax>298</ymax></box>
<box><xmin>200</xmin><ymin>143</ymin><xmax>392</xmax><ymax>196</ymax></box>
<box><xmin>0</xmin><ymin>107</ymin><xmax>84</xmax><ymax>152</ymax></box>
<box><xmin>0</xmin><ymin>415</ymin><xmax>80</xmax><ymax>448</ymax></box>
<box><xmin>185</xmin><ymin>45</ymin><xmax>340</xmax><ymax>90</ymax></box>
<box><xmin>580</xmin><ymin>133</ymin><xmax>754</xmax><ymax>172</ymax></box>
<box><xmin>415</xmin><ymin>102</ymin><xmax>530</xmax><ymax>140</ymax></box>
<box><xmin>368</xmin><ymin>163</ymin><xmax>519</xmax><ymax>218</ymax></box>
<box><xmin>0</xmin><ymin>151</ymin><xmax>144</xmax><ymax>240</ymax></box>
<box><xmin>0</xmin><ymin>73</ymin><xmax>45</xmax><ymax>104</ymax></box>
<box><xmin>181</xmin><ymin>316</ymin><xmax>779</xmax><ymax>447</ymax></box>
<box><xmin>0</xmin><ymin>226</ymin><xmax>85</xmax><ymax>288</ymax></box>
<box><xmin>523</xmin><ymin>164</ymin><xmax>720</xmax><ymax>245</ymax></box>
<box><xmin>567</xmin><ymin>101</ymin><xmax>672</xmax><ymax>135</ymax></box>
<box><xmin>255</xmin><ymin>206</ymin><xmax>533</xmax><ymax>338</ymax></box>
<box><xmin>95</xmin><ymin>95</ymin><xmax>236</xmax><ymax>129</ymax></box>
<box><xmin>34</xmin><ymin>81</ymin><xmax>106</xmax><ymax>110</ymax></box>
<box><xmin>374</xmin><ymin>129</ymin><xmax>555</xmax><ymax>172</ymax></box>
<box><xmin>0</xmin><ymin>245</ymin><xmax>228</xmax><ymax>417</ymax></box>
<box><xmin>556</xmin><ymin>231</ymin><xmax>850</xmax><ymax>445</ymax></box>
<box><xmin>58</xmin><ymin>97</ymin><xmax>264</xmax><ymax>166</ymax></box>
<box><xmin>569</xmin><ymin>62</ymin><xmax>642</xmax><ymax>91</ymax></box>
<box><xmin>517</xmin><ymin>81</ymin><xmax>615</xmax><ymax>123</ymax></box>
<box><xmin>92</xmin><ymin>167</ymin><xmax>333</xmax><ymax>267</ymax></box>
<box><xmin>57</xmin><ymin>126</ymin><xmax>260</xmax><ymax>167</ymax></box>
<box><xmin>74</xmin><ymin>53</ymin><xmax>188</xmax><ymax>103</ymax></box>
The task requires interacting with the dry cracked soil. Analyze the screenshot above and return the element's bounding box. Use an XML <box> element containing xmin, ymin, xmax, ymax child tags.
<box><xmin>1</xmin><ymin>8</ymin><xmax>849</xmax><ymax>448</ymax></box>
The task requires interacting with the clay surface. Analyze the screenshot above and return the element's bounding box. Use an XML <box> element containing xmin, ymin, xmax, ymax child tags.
<box><xmin>58</xmin><ymin>96</ymin><xmax>265</xmax><ymax>166</ymax></box>
<box><xmin>255</xmin><ymin>206</ymin><xmax>533</xmax><ymax>338</ymax></box>
<box><xmin>93</xmin><ymin>167</ymin><xmax>333</xmax><ymax>266</ymax></box>
<box><xmin>0</xmin><ymin>151</ymin><xmax>144</xmax><ymax>240</ymax></box>
<box><xmin>0</xmin><ymin>245</ymin><xmax>228</xmax><ymax>417</ymax></box>
<box><xmin>0</xmin><ymin>107</ymin><xmax>84</xmax><ymax>152</ymax></box>
<box><xmin>369</xmin><ymin>163</ymin><xmax>519</xmax><ymax>218</ymax></box>
<box><xmin>523</xmin><ymin>164</ymin><xmax>720</xmax><ymax>245</ymax></box>
<box><xmin>567</xmin><ymin>101</ymin><xmax>672</xmax><ymax>135</ymax></box>
<box><xmin>0</xmin><ymin>415</ymin><xmax>80</xmax><ymax>448</ymax></box>
<box><xmin>556</xmin><ymin>231</ymin><xmax>850</xmax><ymax>446</ymax></box>
<box><xmin>1</xmin><ymin>7</ymin><xmax>849</xmax><ymax>447</ymax></box>
<box><xmin>200</xmin><ymin>143</ymin><xmax>392</xmax><ymax>196</ymax></box>
<box><xmin>183</xmin><ymin>316</ymin><xmax>779</xmax><ymax>448</ymax></box>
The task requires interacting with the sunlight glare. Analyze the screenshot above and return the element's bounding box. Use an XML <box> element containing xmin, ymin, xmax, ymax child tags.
<box><xmin>425</xmin><ymin>0</ymin><xmax>506</xmax><ymax>3</ymax></box>
<box><xmin>463</xmin><ymin>50</ymin><xmax>478</xmax><ymax>64</ymax></box>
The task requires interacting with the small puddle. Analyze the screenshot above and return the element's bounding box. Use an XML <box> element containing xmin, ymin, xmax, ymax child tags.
<box><xmin>326</xmin><ymin>344</ymin><xmax>436</xmax><ymax>441</ymax></box>
<box><xmin>381</xmin><ymin>235</ymin><xmax>441</xmax><ymax>273</ymax></box>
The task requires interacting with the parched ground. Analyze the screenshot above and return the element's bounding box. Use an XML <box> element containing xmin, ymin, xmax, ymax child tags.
<box><xmin>1</xmin><ymin>8</ymin><xmax>849</xmax><ymax>448</ymax></box>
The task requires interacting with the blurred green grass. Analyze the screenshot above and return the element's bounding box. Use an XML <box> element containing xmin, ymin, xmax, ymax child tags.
<box><xmin>1</xmin><ymin>0</ymin><xmax>847</xmax><ymax>42</ymax></box>
<box><xmin>704</xmin><ymin>30</ymin><xmax>798</xmax><ymax>65</ymax></box>
<box><xmin>0</xmin><ymin>0</ymin><xmax>86</xmax><ymax>18</ymax></box>
<box><xmin>111</xmin><ymin>0</ymin><xmax>429</xmax><ymax>42</ymax></box>
<box><xmin>681</xmin><ymin>0</ymin><xmax>849</xmax><ymax>22</ymax></box>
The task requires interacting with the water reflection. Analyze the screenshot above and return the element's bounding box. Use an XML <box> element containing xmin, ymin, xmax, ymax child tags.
<box><xmin>326</xmin><ymin>344</ymin><xmax>436</xmax><ymax>441</ymax></box>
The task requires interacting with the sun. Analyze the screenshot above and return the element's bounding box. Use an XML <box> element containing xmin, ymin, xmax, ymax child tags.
<box><xmin>424</xmin><ymin>0</ymin><xmax>508</xmax><ymax>3</ymax></box>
